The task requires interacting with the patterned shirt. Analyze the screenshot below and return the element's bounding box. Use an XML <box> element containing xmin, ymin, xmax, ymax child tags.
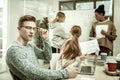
<box><xmin>6</xmin><ymin>40</ymin><xmax>68</xmax><ymax>80</ymax></box>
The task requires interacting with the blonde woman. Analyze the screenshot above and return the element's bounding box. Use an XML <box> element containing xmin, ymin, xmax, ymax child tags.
<box><xmin>56</xmin><ymin>25</ymin><xmax>86</xmax><ymax>70</ymax></box>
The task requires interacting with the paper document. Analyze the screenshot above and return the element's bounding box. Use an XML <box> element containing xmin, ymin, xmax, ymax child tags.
<box><xmin>80</xmin><ymin>39</ymin><xmax>100</xmax><ymax>55</ymax></box>
<box><xmin>96</xmin><ymin>25</ymin><xmax>108</xmax><ymax>39</ymax></box>
<box><xmin>80</xmin><ymin>77</ymin><xmax>95</xmax><ymax>80</ymax></box>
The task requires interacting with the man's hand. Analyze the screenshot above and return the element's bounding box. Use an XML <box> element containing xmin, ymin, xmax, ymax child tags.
<box><xmin>66</xmin><ymin>66</ymin><xmax>78</xmax><ymax>78</ymax></box>
<box><xmin>37</xmin><ymin>28</ymin><xmax>49</xmax><ymax>40</ymax></box>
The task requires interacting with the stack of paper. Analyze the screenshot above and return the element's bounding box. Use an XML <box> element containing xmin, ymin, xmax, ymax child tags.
<box><xmin>96</xmin><ymin>25</ymin><xmax>108</xmax><ymax>39</ymax></box>
<box><xmin>80</xmin><ymin>39</ymin><xmax>100</xmax><ymax>55</ymax></box>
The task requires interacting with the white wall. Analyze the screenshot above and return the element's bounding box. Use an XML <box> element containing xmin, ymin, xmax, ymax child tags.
<box><xmin>61</xmin><ymin>10</ymin><xmax>96</xmax><ymax>42</ymax></box>
<box><xmin>114</xmin><ymin>0</ymin><xmax>120</xmax><ymax>56</ymax></box>
<box><xmin>7</xmin><ymin>0</ymin><xmax>24</xmax><ymax>47</ymax></box>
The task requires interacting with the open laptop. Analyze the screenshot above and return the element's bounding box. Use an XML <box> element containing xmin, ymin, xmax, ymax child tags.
<box><xmin>78</xmin><ymin>55</ymin><xmax>97</xmax><ymax>75</ymax></box>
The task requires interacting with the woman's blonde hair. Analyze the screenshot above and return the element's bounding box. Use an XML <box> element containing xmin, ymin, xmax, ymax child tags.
<box><xmin>60</xmin><ymin>25</ymin><xmax>82</xmax><ymax>60</ymax></box>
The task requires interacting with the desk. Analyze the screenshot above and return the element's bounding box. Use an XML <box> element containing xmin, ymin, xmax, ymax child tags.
<box><xmin>66</xmin><ymin>66</ymin><xmax>119</xmax><ymax>80</ymax></box>
<box><xmin>66</xmin><ymin>55</ymin><xmax>119</xmax><ymax>80</ymax></box>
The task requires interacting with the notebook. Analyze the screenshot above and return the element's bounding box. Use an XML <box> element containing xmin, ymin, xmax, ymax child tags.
<box><xmin>78</xmin><ymin>55</ymin><xmax>97</xmax><ymax>75</ymax></box>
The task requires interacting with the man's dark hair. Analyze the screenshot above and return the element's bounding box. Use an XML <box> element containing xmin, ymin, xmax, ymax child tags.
<box><xmin>18</xmin><ymin>15</ymin><xmax>36</xmax><ymax>27</ymax></box>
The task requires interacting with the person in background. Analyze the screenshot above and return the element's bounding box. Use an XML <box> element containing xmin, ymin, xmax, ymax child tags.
<box><xmin>6</xmin><ymin>15</ymin><xmax>78</xmax><ymax>80</ymax></box>
<box><xmin>56</xmin><ymin>25</ymin><xmax>86</xmax><ymax>70</ymax></box>
<box><xmin>89</xmin><ymin>4</ymin><xmax>117</xmax><ymax>56</ymax></box>
<box><xmin>34</xmin><ymin>17</ymin><xmax>49</xmax><ymax>49</ymax></box>
<box><xmin>49</xmin><ymin>11</ymin><xmax>70</xmax><ymax>53</ymax></box>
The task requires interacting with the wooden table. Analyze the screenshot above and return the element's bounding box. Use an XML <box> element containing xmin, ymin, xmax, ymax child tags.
<box><xmin>65</xmin><ymin>55</ymin><xmax>119</xmax><ymax>80</ymax></box>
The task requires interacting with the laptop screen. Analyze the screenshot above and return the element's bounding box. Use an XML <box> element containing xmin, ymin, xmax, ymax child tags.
<box><xmin>78</xmin><ymin>55</ymin><xmax>97</xmax><ymax>75</ymax></box>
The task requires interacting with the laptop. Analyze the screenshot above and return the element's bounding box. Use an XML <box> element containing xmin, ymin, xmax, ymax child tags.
<box><xmin>78</xmin><ymin>55</ymin><xmax>97</xmax><ymax>75</ymax></box>
<box><xmin>79</xmin><ymin>65</ymin><xmax>96</xmax><ymax>75</ymax></box>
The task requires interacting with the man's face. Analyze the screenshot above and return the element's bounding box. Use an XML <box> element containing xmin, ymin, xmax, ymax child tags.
<box><xmin>18</xmin><ymin>21</ymin><xmax>36</xmax><ymax>42</ymax></box>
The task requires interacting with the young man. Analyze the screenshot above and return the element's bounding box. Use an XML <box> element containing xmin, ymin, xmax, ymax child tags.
<box><xmin>6</xmin><ymin>15</ymin><xmax>78</xmax><ymax>80</ymax></box>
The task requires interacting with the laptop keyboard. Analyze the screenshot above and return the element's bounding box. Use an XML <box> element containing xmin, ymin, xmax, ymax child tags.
<box><xmin>80</xmin><ymin>66</ymin><xmax>92</xmax><ymax>74</ymax></box>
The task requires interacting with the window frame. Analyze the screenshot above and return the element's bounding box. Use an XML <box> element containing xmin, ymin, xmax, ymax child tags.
<box><xmin>59</xmin><ymin>0</ymin><xmax>114</xmax><ymax>22</ymax></box>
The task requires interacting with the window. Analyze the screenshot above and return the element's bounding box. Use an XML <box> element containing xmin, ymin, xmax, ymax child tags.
<box><xmin>76</xmin><ymin>2</ymin><xmax>94</xmax><ymax>10</ymax></box>
<box><xmin>59</xmin><ymin>0</ymin><xmax>114</xmax><ymax>21</ymax></box>
<box><xmin>60</xmin><ymin>1</ymin><xmax>74</xmax><ymax>10</ymax></box>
